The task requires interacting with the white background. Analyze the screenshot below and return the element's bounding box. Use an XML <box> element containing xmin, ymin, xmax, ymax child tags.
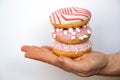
<box><xmin>0</xmin><ymin>0</ymin><xmax>120</xmax><ymax>80</ymax></box>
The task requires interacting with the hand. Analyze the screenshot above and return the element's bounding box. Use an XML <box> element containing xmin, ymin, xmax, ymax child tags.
<box><xmin>21</xmin><ymin>45</ymin><xmax>108</xmax><ymax>77</ymax></box>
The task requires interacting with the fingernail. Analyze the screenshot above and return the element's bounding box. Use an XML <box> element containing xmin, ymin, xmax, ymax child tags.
<box><xmin>21</xmin><ymin>45</ymin><xmax>30</xmax><ymax>52</ymax></box>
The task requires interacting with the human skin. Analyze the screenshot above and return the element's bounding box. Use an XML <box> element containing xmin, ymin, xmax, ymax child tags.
<box><xmin>21</xmin><ymin>45</ymin><xmax>120</xmax><ymax>77</ymax></box>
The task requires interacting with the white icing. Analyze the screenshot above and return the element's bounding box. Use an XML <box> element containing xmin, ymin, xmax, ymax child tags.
<box><xmin>83</xmin><ymin>25</ymin><xmax>87</xmax><ymax>28</ymax></box>
<box><xmin>68</xmin><ymin>28</ymin><xmax>73</xmax><ymax>33</ymax></box>
<box><xmin>50</xmin><ymin>7</ymin><xmax>91</xmax><ymax>24</ymax></box>
<box><xmin>59</xmin><ymin>28</ymin><xmax>63</xmax><ymax>31</ymax></box>
<box><xmin>87</xmin><ymin>30</ymin><xmax>91</xmax><ymax>34</ymax></box>
<box><xmin>58</xmin><ymin>15</ymin><xmax>88</xmax><ymax>24</ymax></box>
<box><xmin>76</xmin><ymin>28</ymin><xmax>81</xmax><ymax>32</ymax></box>
<box><xmin>52</xmin><ymin>34</ymin><xmax>56</xmax><ymax>38</ymax></box>
<box><xmin>56</xmin><ymin>28</ymin><xmax>60</xmax><ymax>32</ymax></box>
<box><xmin>79</xmin><ymin>36</ymin><xmax>84</xmax><ymax>40</ymax></box>
<box><xmin>83</xmin><ymin>35</ymin><xmax>88</xmax><ymax>38</ymax></box>
<box><xmin>63</xmin><ymin>30</ymin><xmax>68</xmax><ymax>35</ymax></box>
<box><xmin>71</xmin><ymin>36</ymin><xmax>76</xmax><ymax>40</ymax></box>
<box><xmin>71</xmin><ymin>32</ymin><xmax>76</xmax><ymax>35</ymax></box>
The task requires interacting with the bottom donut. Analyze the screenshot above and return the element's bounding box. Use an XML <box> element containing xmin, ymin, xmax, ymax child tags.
<box><xmin>52</xmin><ymin>48</ymin><xmax>91</xmax><ymax>58</ymax></box>
<box><xmin>52</xmin><ymin>40</ymin><xmax>92</xmax><ymax>58</ymax></box>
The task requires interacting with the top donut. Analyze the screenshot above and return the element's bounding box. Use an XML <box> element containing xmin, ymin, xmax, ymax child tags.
<box><xmin>49</xmin><ymin>7</ymin><xmax>91</xmax><ymax>28</ymax></box>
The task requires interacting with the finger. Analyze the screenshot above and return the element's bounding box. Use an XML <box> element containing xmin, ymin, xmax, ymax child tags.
<box><xmin>23</xmin><ymin>46</ymin><xmax>45</xmax><ymax>59</ymax></box>
<box><xmin>41</xmin><ymin>46</ymin><xmax>52</xmax><ymax>50</ymax></box>
<box><xmin>31</xmin><ymin>46</ymin><xmax>41</xmax><ymax>48</ymax></box>
<box><xmin>21</xmin><ymin>45</ymin><xmax>41</xmax><ymax>53</ymax></box>
<box><xmin>24</xmin><ymin>51</ymin><xmax>54</xmax><ymax>63</ymax></box>
<box><xmin>25</xmin><ymin>52</ymin><xmax>41</xmax><ymax>60</ymax></box>
<box><xmin>30</xmin><ymin>45</ymin><xmax>53</xmax><ymax>52</ymax></box>
<box><xmin>21</xmin><ymin>45</ymin><xmax>33</xmax><ymax>52</ymax></box>
<box><xmin>23</xmin><ymin>46</ymin><xmax>60</xmax><ymax>66</ymax></box>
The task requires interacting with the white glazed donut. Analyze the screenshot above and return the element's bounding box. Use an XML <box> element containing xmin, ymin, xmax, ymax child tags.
<box><xmin>49</xmin><ymin>7</ymin><xmax>91</xmax><ymax>28</ymax></box>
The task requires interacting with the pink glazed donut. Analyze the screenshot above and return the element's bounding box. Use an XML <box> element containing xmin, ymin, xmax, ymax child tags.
<box><xmin>51</xmin><ymin>25</ymin><xmax>91</xmax><ymax>44</ymax></box>
<box><xmin>52</xmin><ymin>40</ymin><xmax>92</xmax><ymax>58</ymax></box>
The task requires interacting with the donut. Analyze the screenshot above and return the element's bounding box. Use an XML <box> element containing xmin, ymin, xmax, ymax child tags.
<box><xmin>51</xmin><ymin>25</ymin><xmax>91</xmax><ymax>44</ymax></box>
<box><xmin>49</xmin><ymin>7</ymin><xmax>92</xmax><ymax>58</ymax></box>
<box><xmin>52</xmin><ymin>40</ymin><xmax>92</xmax><ymax>58</ymax></box>
<box><xmin>49</xmin><ymin>7</ymin><xmax>91</xmax><ymax>28</ymax></box>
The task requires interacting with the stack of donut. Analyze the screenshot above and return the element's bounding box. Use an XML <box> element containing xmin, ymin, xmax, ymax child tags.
<box><xmin>49</xmin><ymin>7</ymin><xmax>92</xmax><ymax>58</ymax></box>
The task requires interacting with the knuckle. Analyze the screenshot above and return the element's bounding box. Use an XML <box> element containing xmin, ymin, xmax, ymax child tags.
<box><xmin>84</xmin><ymin>64</ymin><xmax>92</xmax><ymax>72</ymax></box>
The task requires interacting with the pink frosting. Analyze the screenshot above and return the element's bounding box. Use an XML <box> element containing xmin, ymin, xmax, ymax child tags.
<box><xmin>49</xmin><ymin>7</ymin><xmax>91</xmax><ymax>24</ymax></box>
<box><xmin>53</xmin><ymin>40</ymin><xmax>92</xmax><ymax>52</ymax></box>
<box><xmin>51</xmin><ymin>26</ymin><xmax>91</xmax><ymax>43</ymax></box>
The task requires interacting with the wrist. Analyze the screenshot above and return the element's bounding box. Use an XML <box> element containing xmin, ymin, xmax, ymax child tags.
<box><xmin>98</xmin><ymin>53</ymin><xmax>120</xmax><ymax>76</ymax></box>
<box><xmin>98</xmin><ymin>54</ymin><xmax>113</xmax><ymax>76</ymax></box>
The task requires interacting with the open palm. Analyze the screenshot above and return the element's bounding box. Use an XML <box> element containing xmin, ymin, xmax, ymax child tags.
<box><xmin>21</xmin><ymin>45</ymin><xmax>108</xmax><ymax>77</ymax></box>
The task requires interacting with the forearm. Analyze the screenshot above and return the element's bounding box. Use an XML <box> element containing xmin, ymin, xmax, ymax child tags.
<box><xmin>99</xmin><ymin>52</ymin><xmax>120</xmax><ymax>76</ymax></box>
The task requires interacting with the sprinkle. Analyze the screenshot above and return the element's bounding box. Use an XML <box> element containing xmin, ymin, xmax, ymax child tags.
<box><xmin>79</xmin><ymin>36</ymin><xmax>84</xmax><ymax>40</ymax></box>
<box><xmin>52</xmin><ymin>34</ymin><xmax>56</xmax><ymax>38</ymax></box>
<box><xmin>63</xmin><ymin>30</ymin><xmax>68</xmax><ymax>35</ymax></box>
<box><xmin>71</xmin><ymin>32</ymin><xmax>76</xmax><ymax>35</ymax></box>
<box><xmin>59</xmin><ymin>28</ymin><xmax>63</xmax><ymax>31</ymax></box>
<box><xmin>83</xmin><ymin>35</ymin><xmax>88</xmax><ymax>38</ymax></box>
<box><xmin>56</xmin><ymin>28</ymin><xmax>60</xmax><ymax>32</ymax></box>
<box><xmin>87</xmin><ymin>30</ymin><xmax>91</xmax><ymax>34</ymax></box>
<box><xmin>83</xmin><ymin>26</ymin><xmax>87</xmax><ymax>28</ymax></box>
<box><xmin>68</xmin><ymin>28</ymin><xmax>73</xmax><ymax>33</ymax></box>
<box><xmin>76</xmin><ymin>28</ymin><xmax>81</xmax><ymax>32</ymax></box>
<box><xmin>71</xmin><ymin>36</ymin><xmax>76</xmax><ymax>40</ymax></box>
